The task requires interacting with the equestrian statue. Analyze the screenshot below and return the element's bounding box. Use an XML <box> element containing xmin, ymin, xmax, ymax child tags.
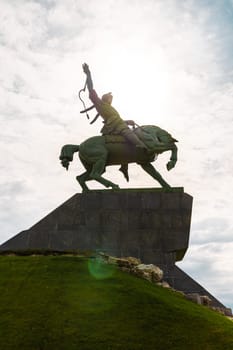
<box><xmin>59</xmin><ymin>63</ymin><xmax>178</xmax><ymax>192</ymax></box>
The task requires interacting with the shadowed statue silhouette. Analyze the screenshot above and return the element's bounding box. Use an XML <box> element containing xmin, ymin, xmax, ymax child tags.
<box><xmin>59</xmin><ymin>64</ymin><xmax>178</xmax><ymax>191</ymax></box>
<box><xmin>59</xmin><ymin>124</ymin><xmax>178</xmax><ymax>192</ymax></box>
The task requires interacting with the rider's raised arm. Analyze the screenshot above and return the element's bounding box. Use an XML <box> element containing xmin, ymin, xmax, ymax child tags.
<box><xmin>82</xmin><ymin>63</ymin><xmax>101</xmax><ymax>106</ymax></box>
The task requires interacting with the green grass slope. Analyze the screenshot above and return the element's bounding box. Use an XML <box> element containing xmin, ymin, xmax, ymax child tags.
<box><xmin>0</xmin><ymin>255</ymin><xmax>232</xmax><ymax>350</ymax></box>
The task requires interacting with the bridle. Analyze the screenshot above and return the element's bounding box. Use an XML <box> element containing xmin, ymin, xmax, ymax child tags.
<box><xmin>78</xmin><ymin>78</ymin><xmax>100</xmax><ymax>124</ymax></box>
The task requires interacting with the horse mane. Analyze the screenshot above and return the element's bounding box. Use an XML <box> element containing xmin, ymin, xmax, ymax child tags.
<box><xmin>134</xmin><ymin>125</ymin><xmax>177</xmax><ymax>151</ymax></box>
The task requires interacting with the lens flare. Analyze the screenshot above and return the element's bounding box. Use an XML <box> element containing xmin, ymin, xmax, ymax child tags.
<box><xmin>88</xmin><ymin>257</ymin><xmax>116</xmax><ymax>280</ymax></box>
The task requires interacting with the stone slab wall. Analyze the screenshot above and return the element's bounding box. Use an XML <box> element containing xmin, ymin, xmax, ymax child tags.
<box><xmin>0</xmin><ymin>188</ymin><xmax>192</xmax><ymax>271</ymax></box>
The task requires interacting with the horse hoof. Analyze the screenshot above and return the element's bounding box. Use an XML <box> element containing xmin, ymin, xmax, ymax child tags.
<box><xmin>82</xmin><ymin>188</ymin><xmax>90</xmax><ymax>193</ymax></box>
<box><xmin>163</xmin><ymin>186</ymin><xmax>172</xmax><ymax>192</ymax></box>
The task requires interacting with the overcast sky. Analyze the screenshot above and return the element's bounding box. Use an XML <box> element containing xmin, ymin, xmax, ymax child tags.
<box><xmin>0</xmin><ymin>0</ymin><xmax>233</xmax><ymax>309</ymax></box>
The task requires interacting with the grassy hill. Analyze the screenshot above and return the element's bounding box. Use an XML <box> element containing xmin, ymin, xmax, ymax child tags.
<box><xmin>0</xmin><ymin>255</ymin><xmax>233</xmax><ymax>350</ymax></box>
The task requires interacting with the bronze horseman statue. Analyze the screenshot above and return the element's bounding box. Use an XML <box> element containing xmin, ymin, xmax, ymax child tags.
<box><xmin>59</xmin><ymin>63</ymin><xmax>178</xmax><ymax>191</ymax></box>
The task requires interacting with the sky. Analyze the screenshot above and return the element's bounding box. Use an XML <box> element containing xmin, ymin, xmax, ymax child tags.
<box><xmin>0</xmin><ymin>0</ymin><xmax>233</xmax><ymax>309</ymax></box>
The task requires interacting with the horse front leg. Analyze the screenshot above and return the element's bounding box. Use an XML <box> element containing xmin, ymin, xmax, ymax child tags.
<box><xmin>140</xmin><ymin>163</ymin><xmax>171</xmax><ymax>189</ymax></box>
<box><xmin>90</xmin><ymin>159</ymin><xmax>119</xmax><ymax>189</ymax></box>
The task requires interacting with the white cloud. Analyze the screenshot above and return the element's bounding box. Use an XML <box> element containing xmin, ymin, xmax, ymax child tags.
<box><xmin>179</xmin><ymin>242</ymin><xmax>233</xmax><ymax>307</ymax></box>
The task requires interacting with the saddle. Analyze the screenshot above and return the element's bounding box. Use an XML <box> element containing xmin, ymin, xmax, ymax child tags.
<box><xmin>104</xmin><ymin>134</ymin><xmax>127</xmax><ymax>144</ymax></box>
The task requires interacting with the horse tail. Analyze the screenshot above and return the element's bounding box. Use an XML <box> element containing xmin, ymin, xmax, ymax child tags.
<box><xmin>59</xmin><ymin>144</ymin><xmax>79</xmax><ymax>170</ymax></box>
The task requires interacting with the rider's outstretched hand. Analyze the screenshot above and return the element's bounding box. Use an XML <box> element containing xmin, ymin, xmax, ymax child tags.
<box><xmin>82</xmin><ymin>63</ymin><xmax>90</xmax><ymax>75</ymax></box>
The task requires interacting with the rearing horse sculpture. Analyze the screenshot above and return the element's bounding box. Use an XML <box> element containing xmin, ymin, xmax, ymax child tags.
<box><xmin>59</xmin><ymin>125</ymin><xmax>178</xmax><ymax>192</ymax></box>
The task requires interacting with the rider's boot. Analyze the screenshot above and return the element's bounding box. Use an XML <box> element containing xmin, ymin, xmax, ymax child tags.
<box><xmin>121</xmin><ymin>129</ymin><xmax>149</xmax><ymax>151</ymax></box>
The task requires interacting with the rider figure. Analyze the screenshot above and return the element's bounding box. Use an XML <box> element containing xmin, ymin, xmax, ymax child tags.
<box><xmin>82</xmin><ymin>63</ymin><xmax>148</xmax><ymax>151</ymax></box>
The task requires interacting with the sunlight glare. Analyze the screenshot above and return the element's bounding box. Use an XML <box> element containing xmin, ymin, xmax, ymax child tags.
<box><xmin>100</xmin><ymin>49</ymin><xmax>175</xmax><ymax>125</ymax></box>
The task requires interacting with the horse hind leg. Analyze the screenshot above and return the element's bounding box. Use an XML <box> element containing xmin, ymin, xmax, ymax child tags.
<box><xmin>90</xmin><ymin>159</ymin><xmax>119</xmax><ymax>189</ymax></box>
<box><xmin>140</xmin><ymin>163</ymin><xmax>171</xmax><ymax>189</ymax></box>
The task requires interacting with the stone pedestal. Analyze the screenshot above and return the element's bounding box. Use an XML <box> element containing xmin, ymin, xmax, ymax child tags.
<box><xmin>0</xmin><ymin>188</ymin><xmax>191</xmax><ymax>271</ymax></box>
<box><xmin>0</xmin><ymin>188</ymin><xmax>226</xmax><ymax>308</ymax></box>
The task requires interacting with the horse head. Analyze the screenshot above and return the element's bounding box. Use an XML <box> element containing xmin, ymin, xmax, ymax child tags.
<box><xmin>134</xmin><ymin>125</ymin><xmax>178</xmax><ymax>152</ymax></box>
